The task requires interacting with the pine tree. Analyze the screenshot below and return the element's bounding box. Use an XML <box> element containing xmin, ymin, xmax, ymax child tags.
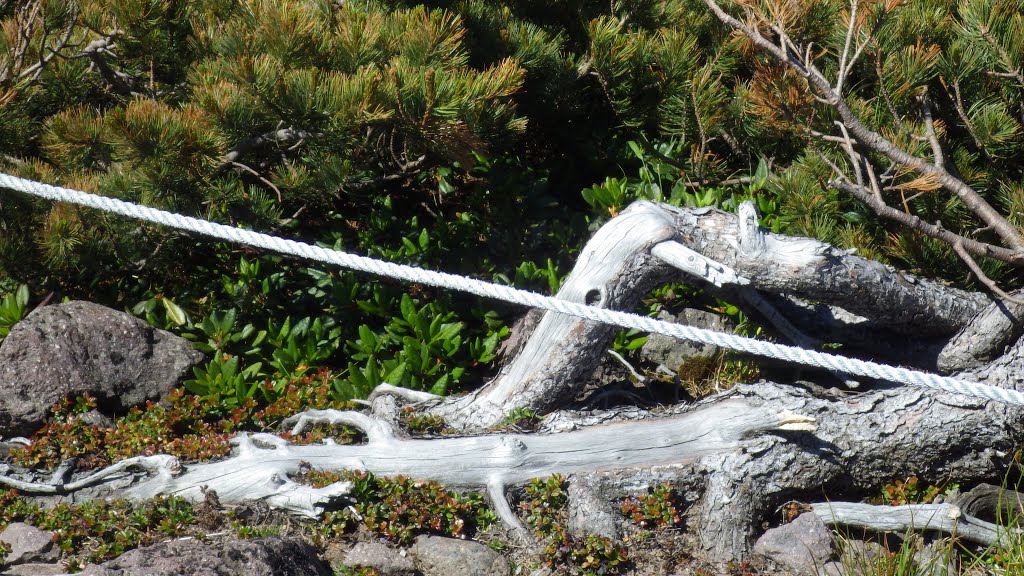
<box><xmin>2</xmin><ymin>0</ymin><xmax>1024</xmax><ymax>298</ymax></box>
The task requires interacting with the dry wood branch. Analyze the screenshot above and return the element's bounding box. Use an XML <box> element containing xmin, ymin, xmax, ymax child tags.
<box><xmin>831</xmin><ymin>179</ymin><xmax>1021</xmax><ymax>264</ymax></box>
<box><xmin>417</xmin><ymin>200</ymin><xmax>985</xmax><ymax>430</ymax></box>
<box><xmin>921</xmin><ymin>93</ymin><xmax>945</xmax><ymax>168</ymax></box>
<box><xmin>16</xmin><ymin>14</ymin><xmax>78</xmax><ymax>83</ymax></box>
<box><xmin>810</xmin><ymin>502</ymin><xmax>1011</xmax><ymax>547</ymax></box>
<box><xmin>950</xmin><ymin>483</ymin><xmax>1024</xmax><ymax>521</ymax></box>
<box><xmin>0</xmin><ymin>1</ymin><xmax>40</xmax><ymax>85</ymax></box>
<box><xmin>80</xmin><ymin>34</ymin><xmax>146</xmax><ymax>96</ymax></box>
<box><xmin>834</xmin><ymin>0</ymin><xmax>859</xmax><ymax>95</ymax></box>
<box><xmin>341</xmin><ymin>155</ymin><xmax>428</xmax><ymax>194</ymax></box>
<box><xmin>951</xmin><ymin>240</ymin><xmax>1024</xmax><ymax>305</ymax></box>
<box><xmin>220</xmin><ymin>128</ymin><xmax>319</xmax><ymax>167</ymax></box>
<box><xmin>227</xmin><ymin>161</ymin><xmax>282</xmax><ymax>202</ymax></box>
<box><xmin>659</xmin><ymin>202</ymin><xmax>985</xmax><ymax>334</ymax></box>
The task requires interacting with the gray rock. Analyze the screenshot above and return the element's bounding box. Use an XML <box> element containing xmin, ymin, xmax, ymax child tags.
<box><xmin>640</xmin><ymin>309</ymin><xmax>731</xmax><ymax>371</ymax></box>
<box><xmin>75</xmin><ymin>410</ymin><xmax>114</xmax><ymax>429</ymax></box>
<box><xmin>1</xmin><ymin>562</ymin><xmax>70</xmax><ymax>575</ymax></box>
<box><xmin>76</xmin><ymin>537</ymin><xmax>330</xmax><ymax>576</ymax></box>
<box><xmin>753</xmin><ymin>512</ymin><xmax>834</xmax><ymax>575</ymax></box>
<box><xmin>0</xmin><ymin>523</ymin><xmax>59</xmax><ymax>565</ymax></box>
<box><xmin>0</xmin><ymin>301</ymin><xmax>203</xmax><ymax>436</ymax></box>
<box><xmin>817</xmin><ymin>561</ymin><xmax>848</xmax><ymax>576</ymax></box>
<box><xmin>409</xmin><ymin>535</ymin><xmax>510</xmax><ymax>576</ymax></box>
<box><xmin>341</xmin><ymin>542</ymin><xmax>416</xmax><ymax>575</ymax></box>
<box><xmin>913</xmin><ymin>541</ymin><xmax>958</xmax><ymax>576</ymax></box>
<box><xmin>837</xmin><ymin>539</ymin><xmax>888</xmax><ymax>574</ymax></box>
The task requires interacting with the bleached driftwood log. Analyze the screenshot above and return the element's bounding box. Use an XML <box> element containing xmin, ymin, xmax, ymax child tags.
<box><xmin>0</xmin><ymin>400</ymin><xmax>815</xmax><ymax>541</ymax></box>
<box><xmin>4</xmin><ymin>199</ymin><xmax>1024</xmax><ymax>562</ymax></box>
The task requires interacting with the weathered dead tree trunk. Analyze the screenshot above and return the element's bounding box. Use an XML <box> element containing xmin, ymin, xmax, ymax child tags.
<box><xmin>417</xmin><ymin>200</ymin><xmax>997</xmax><ymax>431</ymax></box>
<box><xmin>4</xmin><ymin>200</ymin><xmax>1024</xmax><ymax>563</ymax></box>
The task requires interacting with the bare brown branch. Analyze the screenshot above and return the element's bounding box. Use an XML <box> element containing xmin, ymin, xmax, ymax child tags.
<box><xmin>831</xmin><ymin>179</ymin><xmax>1023</xmax><ymax>264</ymax></box>
<box><xmin>951</xmin><ymin>240</ymin><xmax>1024</xmax><ymax>305</ymax></box>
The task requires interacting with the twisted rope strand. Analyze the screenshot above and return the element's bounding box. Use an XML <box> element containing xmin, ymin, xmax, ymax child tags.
<box><xmin>2</xmin><ymin>172</ymin><xmax>1021</xmax><ymax>405</ymax></box>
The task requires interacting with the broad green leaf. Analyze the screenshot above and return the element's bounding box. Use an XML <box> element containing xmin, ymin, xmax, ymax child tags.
<box><xmin>161</xmin><ymin>298</ymin><xmax>187</xmax><ymax>326</ymax></box>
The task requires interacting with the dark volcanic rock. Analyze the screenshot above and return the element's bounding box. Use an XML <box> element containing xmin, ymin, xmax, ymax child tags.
<box><xmin>0</xmin><ymin>301</ymin><xmax>203</xmax><ymax>436</ymax></box>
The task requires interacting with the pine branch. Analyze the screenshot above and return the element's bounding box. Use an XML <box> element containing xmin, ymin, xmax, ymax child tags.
<box><xmin>80</xmin><ymin>34</ymin><xmax>146</xmax><ymax>96</ymax></box>
<box><xmin>220</xmin><ymin>128</ymin><xmax>319</xmax><ymax>168</ymax></box>
<box><xmin>830</xmin><ymin>178</ymin><xmax>1022</xmax><ymax>264</ymax></box>
<box><xmin>702</xmin><ymin>0</ymin><xmax>1024</xmax><ymax>257</ymax></box>
<box><xmin>227</xmin><ymin>161</ymin><xmax>282</xmax><ymax>203</ymax></box>
<box><xmin>342</xmin><ymin>155</ymin><xmax>428</xmax><ymax>194</ymax></box>
<box><xmin>951</xmin><ymin>239</ymin><xmax>1024</xmax><ymax>305</ymax></box>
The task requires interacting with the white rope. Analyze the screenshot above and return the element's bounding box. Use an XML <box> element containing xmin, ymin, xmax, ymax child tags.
<box><xmin>2</xmin><ymin>171</ymin><xmax>1022</xmax><ymax>406</ymax></box>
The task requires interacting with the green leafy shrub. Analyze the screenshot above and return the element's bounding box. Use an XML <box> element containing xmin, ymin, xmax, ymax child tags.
<box><xmin>519</xmin><ymin>474</ymin><xmax>630</xmax><ymax>575</ymax></box>
<box><xmin>12</xmin><ymin>371</ymin><xmax>354</xmax><ymax>470</ymax></box>
<box><xmin>318</xmin><ymin>471</ymin><xmax>496</xmax><ymax>545</ymax></box>
<box><xmin>497</xmin><ymin>407</ymin><xmax>542</xmax><ymax>432</ymax></box>
<box><xmin>344</xmin><ymin>293</ymin><xmax>502</xmax><ymax>395</ymax></box>
<box><xmin>0</xmin><ymin>284</ymin><xmax>28</xmax><ymax>341</ymax></box>
<box><xmin>876</xmin><ymin>476</ymin><xmax>955</xmax><ymax>506</ymax></box>
<box><xmin>621</xmin><ymin>482</ymin><xmax>682</xmax><ymax>529</ymax></box>
<box><xmin>0</xmin><ymin>490</ymin><xmax>198</xmax><ymax>569</ymax></box>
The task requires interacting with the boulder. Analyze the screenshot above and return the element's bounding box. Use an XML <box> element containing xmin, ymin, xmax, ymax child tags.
<box><xmin>753</xmin><ymin>512</ymin><xmax>834</xmax><ymax>575</ymax></box>
<box><xmin>0</xmin><ymin>523</ymin><xmax>59</xmax><ymax>565</ymax></box>
<box><xmin>77</xmin><ymin>536</ymin><xmax>331</xmax><ymax>576</ymax></box>
<box><xmin>409</xmin><ymin>535</ymin><xmax>510</xmax><ymax>576</ymax></box>
<box><xmin>0</xmin><ymin>301</ymin><xmax>203</xmax><ymax>436</ymax></box>
<box><xmin>639</xmin><ymin>308</ymin><xmax>731</xmax><ymax>372</ymax></box>
<box><xmin>339</xmin><ymin>542</ymin><xmax>416</xmax><ymax>575</ymax></box>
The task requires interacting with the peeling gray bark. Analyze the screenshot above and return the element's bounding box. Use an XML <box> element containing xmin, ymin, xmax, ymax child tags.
<box><xmin>683</xmin><ymin>376</ymin><xmax>1024</xmax><ymax>560</ymax></box>
<box><xmin>938</xmin><ymin>295</ymin><xmax>1024</xmax><ymax>372</ymax></box>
